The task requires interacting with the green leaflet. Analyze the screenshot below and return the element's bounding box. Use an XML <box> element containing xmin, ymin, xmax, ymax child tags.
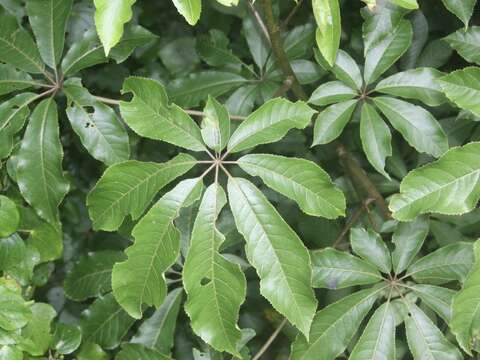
<box><xmin>77</xmin><ymin>342</ymin><xmax>108</xmax><ymax>360</ymax></box>
<box><xmin>197</xmin><ymin>30</ymin><xmax>243</xmax><ymax>67</ymax></box>
<box><xmin>184</xmin><ymin>184</ymin><xmax>246</xmax><ymax>356</ymax></box>
<box><xmin>321</xmin><ymin>49</ymin><xmax>363</xmax><ymax>91</ymax></box>
<box><xmin>227</xmin><ymin>98</ymin><xmax>315</xmax><ymax>153</ymax></box>
<box><xmin>120</xmin><ymin>76</ymin><xmax>205</xmax><ymax>151</ymax></box>
<box><xmin>237</xmin><ymin>154</ymin><xmax>345</xmax><ymax>219</ymax></box>
<box><xmin>389</xmin><ymin>142</ymin><xmax>480</xmax><ymax>221</ymax></box>
<box><xmin>349</xmin><ymin>302</ymin><xmax>396</xmax><ymax>360</ymax></box>
<box><xmin>0</xmin><ymin>283</ymin><xmax>31</xmax><ymax>331</ymax></box>
<box><xmin>290</xmin><ymin>287</ymin><xmax>383</xmax><ymax>360</ymax></box>
<box><xmin>312</xmin><ymin>0</ymin><xmax>341</xmax><ymax>66</ymax></box>
<box><xmin>440</xmin><ymin>0</ymin><xmax>476</xmax><ymax>29</ymax></box>
<box><xmin>201</xmin><ymin>96</ymin><xmax>230</xmax><ymax>153</ymax></box>
<box><xmin>112</xmin><ymin>178</ymin><xmax>204</xmax><ymax>319</ymax></box>
<box><xmin>373</xmin><ymin>96</ymin><xmax>448</xmax><ymax>158</ymax></box>
<box><xmin>0</xmin><ymin>195</ymin><xmax>19</xmax><ymax>238</ymax></box>
<box><xmin>26</xmin><ymin>0</ymin><xmax>73</xmax><ymax>68</ymax></box>
<box><xmin>308</xmin><ymin>81</ymin><xmax>358</xmax><ymax>106</ymax></box>
<box><xmin>94</xmin><ymin>0</ymin><xmax>136</xmax><ymax>56</ymax></box>
<box><xmin>51</xmin><ymin>323</ymin><xmax>82</xmax><ymax>355</ymax></box>
<box><xmin>350</xmin><ymin>228</ymin><xmax>392</xmax><ymax>274</ymax></box>
<box><xmin>227</xmin><ymin>177</ymin><xmax>317</xmax><ymax>338</ymax></box>
<box><xmin>0</xmin><ymin>234</ymin><xmax>27</xmax><ymax>276</ymax></box>
<box><xmin>87</xmin><ymin>153</ymin><xmax>196</xmax><ymax>231</ymax></box>
<box><xmin>63</xmin><ymin>79</ymin><xmax>130</xmax><ymax>165</ymax></box>
<box><xmin>0</xmin><ymin>64</ymin><xmax>35</xmax><ymax>96</ymax></box>
<box><xmin>310</xmin><ymin>248</ymin><xmax>382</xmax><ymax>289</ymax></box>
<box><xmin>171</xmin><ymin>0</ymin><xmax>201</xmax><ymax>25</ymax></box>
<box><xmin>445</xmin><ymin>27</ymin><xmax>480</xmax><ymax>65</ymax></box>
<box><xmin>451</xmin><ymin>239</ymin><xmax>480</xmax><ymax>355</ymax></box>
<box><xmin>390</xmin><ymin>0</ymin><xmax>418</xmax><ymax>9</ymax></box>
<box><xmin>312</xmin><ymin>100</ymin><xmax>357</xmax><ymax>145</ymax></box>
<box><xmin>0</xmin><ymin>14</ymin><xmax>45</xmax><ymax>74</ymax></box>
<box><xmin>116</xmin><ymin>343</ymin><xmax>172</xmax><ymax>360</ymax></box>
<box><xmin>16</xmin><ymin>98</ymin><xmax>70</xmax><ymax>227</ymax></box>
<box><xmin>409</xmin><ymin>284</ymin><xmax>455</xmax><ymax>323</ymax></box>
<box><xmin>20</xmin><ymin>303</ymin><xmax>56</xmax><ymax>356</ymax></box>
<box><xmin>438</xmin><ymin>67</ymin><xmax>480</xmax><ymax>117</ymax></box>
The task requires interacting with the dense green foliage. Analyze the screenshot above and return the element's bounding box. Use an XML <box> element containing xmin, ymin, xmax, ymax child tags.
<box><xmin>0</xmin><ymin>0</ymin><xmax>479</xmax><ymax>359</ymax></box>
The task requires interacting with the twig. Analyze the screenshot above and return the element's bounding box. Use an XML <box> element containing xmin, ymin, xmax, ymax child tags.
<box><xmin>252</xmin><ymin>318</ymin><xmax>288</xmax><ymax>360</ymax></box>
<box><xmin>272</xmin><ymin>76</ymin><xmax>294</xmax><ymax>98</ymax></box>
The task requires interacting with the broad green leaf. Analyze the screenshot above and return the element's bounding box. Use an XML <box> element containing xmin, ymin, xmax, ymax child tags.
<box><xmin>26</xmin><ymin>0</ymin><xmax>73</xmax><ymax>68</ymax></box>
<box><xmin>64</xmin><ymin>250</ymin><xmax>126</xmax><ymax>301</ymax></box>
<box><xmin>290</xmin><ymin>287</ymin><xmax>383</xmax><ymax>360</ymax></box>
<box><xmin>405</xmin><ymin>303</ymin><xmax>462</xmax><ymax>360</ymax></box>
<box><xmin>184</xmin><ymin>184</ymin><xmax>246</xmax><ymax>356</ymax></box>
<box><xmin>0</xmin><ymin>14</ymin><xmax>45</xmax><ymax>74</ymax></box>
<box><xmin>390</xmin><ymin>0</ymin><xmax>418</xmax><ymax>9</ymax></box>
<box><xmin>451</xmin><ymin>240</ymin><xmax>480</xmax><ymax>354</ymax></box>
<box><xmin>389</xmin><ymin>142</ymin><xmax>480</xmax><ymax>221</ymax></box>
<box><xmin>120</xmin><ymin>77</ymin><xmax>205</xmax><ymax>151</ymax></box>
<box><xmin>312</xmin><ymin>0</ymin><xmax>341</xmax><ymax>66</ymax></box>
<box><xmin>308</xmin><ymin>81</ymin><xmax>358</xmax><ymax>106</ymax></box>
<box><xmin>94</xmin><ymin>0</ymin><xmax>136</xmax><ymax>56</ymax></box>
<box><xmin>238</xmin><ymin>154</ymin><xmax>345</xmax><ymax>218</ymax></box>
<box><xmin>131</xmin><ymin>288</ymin><xmax>183</xmax><ymax>355</ymax></box>
<box><xmin>409</xmin><ymin>284</ymin><xmax>454</xmax><ymax>323</ymax></box>
<box><xmin>0</xmin><ymin>234</ymin><xmax>26</xmax><ymax>276</ymax></box>
<box><xmin>445</xmin><ymin>27</ymin><xmax>480</xmax><ymax>65</ymax></box>
<box><xmin>172</xmin><ymin>0</ymin><xmax>201</xmax><ymax>25</ymax></box>
<box><xmin>374</xmin><ymin>68</ymin><xmax>447</xmax><ymax>106</ymax></box>
<box><xmin>0</xmin><ymin>195</ymin><xmax>19</xmax><ymax>237</ymax></box>
<box><xmin>391</xmin><ymin>216</ymin><xmax>429</xmax><ymax>274</ymax></box>
<box><xmin>440</xmin><ymin>0</ymin><xmax>476</xmax><ymax>29</ymax></box>
<box><xmin>64</xmin><ymin>79</ymin><xmax>130</xmax><ymax>165</ymax></box>
<box><xmin>312</xmin><ymin>100</ymin><xmax>357</xmax><ymax>145</ymax></box>
<box><xmin>364</xmin><ymin>19</ymin><xmax>412</xmax><ymax>85</ymax></box>
<box><xmin>438</xmin><ymin>67</ymin><xmax>480</xmax><ymax>117</ymax></box>
<box><xmin>112</xmin><ymin>178</ymin><xmax>204</xmax><ymax>318</ymax></box>
<box><xmin>81</xmin><ymin>293</ymin><xmax>135</xmax><ymax>350</ymax></box>
<box><xmin>16</xmin><ymin>98</ymin><xmax>70</xmax><ymax>227</ymax></box>
<box><xmin>360</xmin><ymin>102</ymin><xmax>392</xmax><ymax>179</ymax></box>
<box><xmin>350</xmin><ymin>228</ymin><xmax>392</xmax><ymax>274</ymax></box>
<box><xmin>116</xmin><ymin>343</ymin><xmax>172</xmax><ymax>360</ymax></box>
<box><xmin>168</xmin><ymin>71</ymin><xmax>247</xmax><ymax>108</ymax></box>
<box><xmin>227</xmin><ymin>98</ymin><xmax>315</xmax><ymax>153</ymax></box>
<box><xmin>20</xmin><ymin>303</ymin><xmax>56</xmax><ymax>356</ymax></box>
<box><xmin>227</xmin><ymin>177</ymin><xmax>317</xmax><ymax>338</ymax></box>
<box><xmin>0</xmin><ymin>283</ymin><xmax>31</xmax><ymax>331</ymax></box>
<box><xmin>406</xmin><ymin>242</ymin><xmax>474</xmax><ymax>284</ymax></box>
<box><xmin>310</xmin><ymin>248</ymin><xmax>382</xmax><ymax>289</ymax></box>
<box><xmin>51</xmin><ymin>323</ymin><xmax>82</xmax><ymax>355</ymax></box>
<box><xmin>87</xmin><ymin>153</ymin><xmax>196</xmax><ymax>231</ymax></box>
<box><xmin>77</xmin><ymin>342</ymin><xmax>107</xmax><ymax>360</ymax></box>
<box><xmin>373</xmin><ymin>96</ymin><xmax>448</xmax><ymax>157</ymax></box>
<box><xmin>0</xmin><ymin>93</ymin><xmax>36</xmax><ymax>159</ymax></box>
<box><xmin>349</xmin><ymin>302</ymin><xmax>396</xmax><ymax>360</ymax></box>
<box><xmin>201</xmin><ymin>96</ymin><xmax>230</xmax><ymax>153</ymax></box>
<box><xmin>0</xmin><ymin>64</ymin><xmax>36</xmax><ymax>96</ymax></box>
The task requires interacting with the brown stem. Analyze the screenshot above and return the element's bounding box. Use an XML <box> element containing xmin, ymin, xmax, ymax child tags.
<box><xmin>272</xmin><ymin>76</ymin><xmax>294</xmax><ymax>98</ymax></box>
<box><xmin>252</xmin><ymin>318</ymin><xmax>287</xmax><ymax>360</ymax></box>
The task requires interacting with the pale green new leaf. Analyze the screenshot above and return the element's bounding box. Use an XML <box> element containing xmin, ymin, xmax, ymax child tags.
<box><xmin>0</xmin><ymin>64</ymin><xmax>36</xmax><ymax>96</ymax></box>
<box><xmin>312</xmin><ymin>100</ymin><xmax>357</xmax><ymax>145</ymax></box>
<box><xmin>440</xmin><ymin>0</ymin><xmax>476</xmax><ymax>29</ymax></box>
<box><xmin>87</xmin><ymin>153</ymin><xmax>196</xmax><ymax>231</ymax></box>
<box><xmin>373</xmin><ymin>96</ymin><xmax>448</xmax><ymax>158</ymax></box>
<box><xmin>438</xmin><ymin>67</ymin><xmax>480</xmax><ymax>117</ymax></box>
<box><xmin>227</xmin><ymin>177</ymin><xmax>317</xmax><ymax>338</ymax></box>
<box><xmin>310</xmin><ymin>248</ymin><xmax>382</xmax><ymax>289</ymax></box>
<box><xmin>112</xmin><ymin>178</ymin><xmax>204</xmax><ymax>318</ymax></box>
<box><xmin>451</xmin><ymin>240</ymin><xmax>480</xmax><ymax>355</ymax></box>
<box><xmin>410</xmin><ymin>284</ymin><xmax>455</xmax><ymax>323</ymax></box>
<box><xmin>390</xmin><ymin>0</ymin><xmax>418</xmax><ymax>9</ymax></box>
<box><xmin>20</xmin><ymin>303</ymin><xmax>56</xmax><ymax>356</ymax></box>
<box><xmin>290</xmin><ymin>287</ymin><xmax>383</xmax><ymax>360</ymax></box>
<box><xmin>444</xmin><ymin>27</ymin><xmax>480</xmax><ymax>65</ymax></box>
<box><xmin>17</xmin><ymin>98</ymin><xmax>70</xmax><ymax>227</ymax></box>
<box><xmin>360</xmin><ymin>102</ymin><xmax>392</xmax><ymax>179</ymax></box>
<box><xmin>308</xmin><ymin>81</ymin><xmax>358</xmax><ymax>106</ymax></box>
<box><xmin>349</xmin><ymin>302</ymin><xmax>396</xmax><ymax>360</ymax></box>
<box><xmin>350</xmin><ymin>228</ymin><xmax>391</xmax><ymax>274</ymax></box>
<box><xmin>374</xmin><ymin>68</ymin><xmax>447</xmax><ymax>106</ymax></box>
<box><xmin>184</xmin><ymin>184</ymin><xmax>246</xmax><ymax>356</ymax></box>
<box><xmin>227</xmin><ymin>98</ymin><xmax>315</xmax><ymax>153</ymax></box>
<box><xmin>120</xmin><ymin>76</ymin><xmax>205</xmax><ymax>151</ymax></box>
<box><xmin>94</xmin><ymin>0</ymin><xmax>136</xmax><ymax>56</ymax></box>
<box><xmin>238</xmin><ymin>154</ymin><xmax>345</xmax><ymax>218</ymax></box>
<box><xmin>389</xmin><ymin>142</ymin><xmax>480</xmax><ymax>221</ymax></box>
<box><xmin>172</xmin><ymin>0</ymin><xmax>201</xmax><ymax>25</ymax></box>
<box><xmin>0</xmin><ymin>195</ymin><xmax>19</xmax><ymax>238</ymax></box>
<box><xmin>312</xmin><ymin>0</ymin><xmax>341</xmax><ymax>66</ymax></box>
<box><xmin>201</xmin><ymin>96</ymin><xmax>230</xmax><ymax>153</ymax></box>
<box><xmin>26</xmin><ymin>0</ymin><xmax>73</xmax><ymax>68</ymax></box>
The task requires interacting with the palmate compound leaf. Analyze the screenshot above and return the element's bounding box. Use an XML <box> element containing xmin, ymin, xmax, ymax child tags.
<box><xmin>227</xmin><ymin>177</ymin><xmax>317</xmax><ymax>338</ymax></box>
<box><xmin>183</xmin><ymin>183</ymin><xmax>246</xmax><ymax>356</ymax></box>
<box><xmin>112</xmin><ymin>178</ymin><xmax>204</xmax><ymax>319</ymax></box>
<box><xmin>87</xmin><ymin>153</ymin><xmax>196</xmax><ymax>231</ymax></box>
<box><xmin>312</xmin><ymin>0</ymin><xmax>341</xmax><ymax>67</ymax></box>
<box><xmin>237</xmin><ymin>154</ymin><xmax>345</xmax><ymax>219</ymax></box>
<box><xmin>389</xmin><ymin>142</ymin><xmax>480</xmax><ymax>221</ymax></box>
<box><xmin>290</xmin><ymin>286</ymin><xmax>385</xmax><ymax>360</ymax></box>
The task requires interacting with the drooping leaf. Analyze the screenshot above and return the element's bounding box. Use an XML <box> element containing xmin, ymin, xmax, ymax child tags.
<box><xmin>87</xmin><ymin>153</ymin><xmax>196</xmax><ymax>231</ymax></box>
<box><xmin>312</xmin><ymin>100</ymin><xmax>357</xmax><ymax>145</ymax></box>
<box><xmin>201</xmin><ymin>96</ymin><xmax>230</xmax><ymax>153</ymax></box>
<box><xmin>120</xmin><ymin>76</ymin><xmax>205</xmax><ymax>151</ymax></box>
<box><xmin>93</xmin><ymin>0</ymin><xmax>136</xmax><ymax>56</ymax></box>
<box><xmin>19</xmin><ymin>303</ymin><xmax>56</xmax><ymax>356</ymax></box>
<box><xmin>308</xmin><ymin>81</ymin><xmax>358</xmax><ymax>106</ymax></box>
<box><xmin>0</xmin><ymin>195</ymin><xmax>19</xmax><ymax>238</ymax></box>
<box><xmin>373</xmin><ymin>96</ymin><xmax>448</xmax><ymax>157</ymax></box>
<box><xmin>184</xmin><ymin>184</ymin><xmax>246</xmax><ymax>356</ymax></box>
<box><xmin>26</xmin><ymin>0</ymin><xmax>73</xmax><ymax>68</ymax></box>
<box><xmin>227</xmin><ymin>98</ymin><xmax>315</xmax><ymax>153</ymax></box>
<box><xmin>438</xmin><ymin>67</ymin><xmax>480</xmax><ymax>117</ymax></box>
<box><xmin>312</xmin><ymin>0</ymin><xmax>341</xmax><ymax>66</ymax></box>
<box><xmin>0</xmin><ymin>64</ymin><xmax>36</xmax><ymax>96</ymax></box>
<box><xmin>440</xmin><ymin>0</ymin><xmax>476</xmax><ymax>29</ymax></box>
<box><xmin>409</xmin><ymin>284</ymin><xmax>454</xmax><ymax>323</ymax></box>
<box><xmin>310</xmin><ymin>248</ymin><xmax>382</xmax><ymax>289</ymax></box>
<box><xmin>389</xmin><ymin>142</ymin><xmax>480</xmax><ymax>221</ymax></box>
<box><xmin>16</xmin><ymin>98</ymin><xmax>70</xmax><ymax>227</ymax></box>
<box><xmin>112</xmin><ymin>178</ymin><xmax>204</xmax><ymax>319</ymax></box>
<box><xmin>227</xmin><ymin>177</ymin><xmax>317</xmax><ymax>338</ymax></box>
<box><xmin>116</xmin><ymin>343</ymin><xmax>172</xmax><ymax>360</ymax></box>
<box><xmin>350</xmin><ymin>228</ymin><xmax>392</xmax><ymax>274</ymax></box>
<box><xmin>51</xmin><ymin>323</ymin><xmax>82</xmax><ymax>355</ymax></box>
<box><xmin>172</xmin><ymin>0</ymin><xmax>201</xmax><ymax>25</ymax></box>
<box><xmin>238</xmin><ymin>154</ymin><xmax>345</xmax><ymax>218</ymax></box>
